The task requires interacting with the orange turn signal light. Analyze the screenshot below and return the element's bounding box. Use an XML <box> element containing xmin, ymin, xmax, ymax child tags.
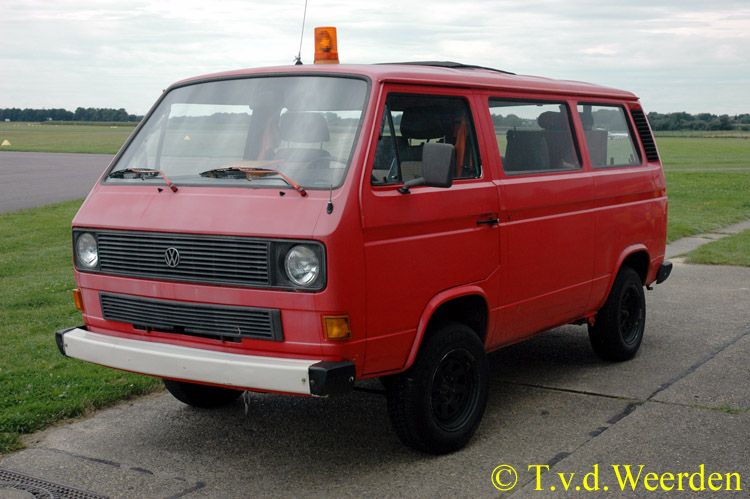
<box><xmin>314</xmin><ymin>27</ymin><xmax>339</xmax><ymax>64</ymax></box>
<box><xmin>324</xmin><ymin>315</ymin><xmax>351</xmax><ymax>340</ymax></box>
<box><xmin>72</xmin><ymin>289</ymin><xmax>84</xmax><ymax>312</ymax></box>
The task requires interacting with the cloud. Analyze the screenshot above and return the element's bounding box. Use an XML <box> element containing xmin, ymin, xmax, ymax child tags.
<box><xmin>0</xmin><ymin>0</ymin><xmax>748</xmax><ymax>114</ymax></box>
<box><xmin>581</xmin><ymin>46</ymin><xmax>619</xmax><ymax>56</ymax></box>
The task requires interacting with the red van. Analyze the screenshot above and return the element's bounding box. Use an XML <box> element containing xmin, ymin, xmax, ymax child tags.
<box><xmin>56</xmin><ymin>61</ymin><xmax>671</xmax><ymax>454</ymax></box>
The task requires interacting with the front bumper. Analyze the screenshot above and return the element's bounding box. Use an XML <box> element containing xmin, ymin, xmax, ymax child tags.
<box><xmin>55</xmin><ymin>327</ymin><xmax>355</xmax><ymax>397</ymax></box>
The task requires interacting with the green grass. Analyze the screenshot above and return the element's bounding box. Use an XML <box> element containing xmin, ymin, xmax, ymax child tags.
<box><xmin>711</xmin><ymin>404</ymin><xmax>749</xmax><ymax>415</ymax></box>
<box><xmin>0</xmin><ymin>201</ymin><xmax>161</xmax><ymax>455</ymax></box>
<box><xmin>42</xmin><ymin>121</ymin><xmax>138</xmax><ymax>127</ymax></box>
<box><xmin>658</xmin><ymin>137</ymin><xmax>750</xmax><ymax>243</ymax></box>
<box><xmin>655</xmin><ymin>130</ymin><xmax>748</xmax><ymax>138</ymax></box>
<box><xmin>0</xmin><ymin>122</ymin><xmax>135</xmax><ymax>154</ymax></box>
<box><xmin>684</xmin><ymin>230</ymin><xmax>750</xmax><ymax>267</ymax></box>
<box><xmin>664</xmin><ymin>170</ymin><xmax>750</xmax><ymax>242</ymax></box>
<box><xmin>658</xmin><ymin>135</ymin><xmax>750</xmax><ymax>265</ymax></box>
<box><xmin>658</xmin><ymin>137</ymin><xmax>750</xmax><ymax>170</ymax></box>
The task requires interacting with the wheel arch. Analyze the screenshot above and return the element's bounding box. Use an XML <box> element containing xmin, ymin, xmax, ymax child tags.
<box><xmin>403</xmin><ymin>286</ymin><xmax>489</xmax><ymax>370</ymax></box>
<box><xmin>620</xmin><ymin>247</ymin><xmax>650</xmax><ymax>284</ymax></box>
<box><xmin>594</xmin><ymin>245</ymin><xmax>650</xmax><ymax>313</ymax></box>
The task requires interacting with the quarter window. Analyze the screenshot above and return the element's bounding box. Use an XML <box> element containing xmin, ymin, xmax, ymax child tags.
<box><xmin>489</xmin><ymin>99</ymin><xmax>580</xmax><ymax>174</ymax></box>
<box><xmin>577</xmin><ymin>104</ymin><xmax>641</xmax><ymax>167</ymax></box>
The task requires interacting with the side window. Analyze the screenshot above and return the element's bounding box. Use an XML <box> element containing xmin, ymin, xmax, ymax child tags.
<box><xmin>578</xmin><ymin>104</ymin><xmax>641</xmax><ymax>167</ymax></box>
<box><xmin>489</xmin><ymin>99</ymin><xmax>581</xmax><ymax>174</ymax></box>
<box><xmin>371</xmin><ymin>94</ymin><xmax>481</xmax><ymax>185</ymax></box>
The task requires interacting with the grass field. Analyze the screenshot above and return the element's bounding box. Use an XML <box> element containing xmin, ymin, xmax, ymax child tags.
<box><xmin>0</xmin><ymin>122</ymin><xmax>135</xmax><ymax>154</ymax></box>
<box><xmin>654</xmin><ymin>130</ymin><xmax>748</xmax><ymax>138</ymax></box>
<box><xmin>0</xmin><ymin>126</ymin><xmax>748</xmax><ymax>456</ymax></box>
<box><xmin>0</xmin><ymin>201</ymin><xmax>161</xmax><ymax>454</ymax></box>
<box><xmin>684</xmin><ymin>230</ymin><xmax>750</xmax><ymax>266</ymax></box>
<box><xmin>657</xmin><ymin>136</ymin><xmax>750</xmax><ymax>245</ymax></box>
<box><xmin>657</xmin><ymin>136</ymin><xmax>750</xmax><ymax>169</ymax></box>
<box><xmin>665</xmin><ymin>170</ymin><xmax>750</xmax><ymax>241</ymax></box>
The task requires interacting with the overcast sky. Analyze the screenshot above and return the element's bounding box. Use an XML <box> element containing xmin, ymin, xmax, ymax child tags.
<box><xmin>1</xmin><ymin>0</ymin><xmax>748</xmax><ymax>116</ymax></box>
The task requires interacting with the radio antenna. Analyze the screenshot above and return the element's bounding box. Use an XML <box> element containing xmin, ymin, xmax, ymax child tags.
<box><xmin>294</xmin><ymin>0</ymin><xmax>309</xmax><ymax>65</ymax></box>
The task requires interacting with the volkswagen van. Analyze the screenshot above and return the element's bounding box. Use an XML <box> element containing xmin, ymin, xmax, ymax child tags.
<box><xmin>55</xmin><ymin>55</ymin><xmax>671</xmax><ymax>454</ymax></box>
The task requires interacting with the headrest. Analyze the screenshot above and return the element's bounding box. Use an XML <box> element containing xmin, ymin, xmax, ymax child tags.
<box><xmin>538</xmin><ymin>111</ymin><xmax>568</xmax><ymax>131</ymax></box>
<box><xmin>580</xmin><ymin>110</ymin><xmax>594</xmax><ymax>130</ymax></box>
<box><xmin>279</xmin><ymin>112</ymin><xmax>330</xmax><ymax>143</ymax></box>
<box><xmin>399</xmin><ymin>107</ymin><xmax>451</xmax><ymax>139</ymax></box>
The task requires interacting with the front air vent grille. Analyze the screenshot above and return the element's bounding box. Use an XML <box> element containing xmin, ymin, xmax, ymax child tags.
<box><xmin>100</xmin><ymin>292</ymin><xmax>283</xmax><ymax>342</ymax></box>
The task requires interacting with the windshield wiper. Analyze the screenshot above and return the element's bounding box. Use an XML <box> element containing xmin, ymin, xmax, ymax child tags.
<box><xmin>200</xmin><ymin>167</ymin><xmax>307</xmax><ymax>197</ymax></box>
<box><xmin>107</xmin><ymin>168</ymin><xmax>178</xmax><ymax>193</ymax></box>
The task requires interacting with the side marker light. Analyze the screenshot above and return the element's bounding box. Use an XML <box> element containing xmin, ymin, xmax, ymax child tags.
<box><xmin>72</xmin><ymin>289</ymin><xmax>84</xmax><ymax>312</ymax></box>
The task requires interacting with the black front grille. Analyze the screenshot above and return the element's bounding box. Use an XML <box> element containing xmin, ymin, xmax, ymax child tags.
<box><xmin>100</xmin><ymin>292</ymin><xmax>283</xmax><ymax>342</ymax></box>
<box><xmin>96</xmin><ymin>231</ymin><xmax>270</xmax><ymax>287</ymax></box>
<box><xmin>631</xmin><ymin>109</ymin><xmax>660</xmax><ymax>163</ymax></box>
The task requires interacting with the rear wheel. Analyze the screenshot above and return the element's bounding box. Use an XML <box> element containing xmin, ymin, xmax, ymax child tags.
<box><xmin>386</xmin><ymin>322</ymin><xmax>489</xmax><ymax>454</ymax></box>
<box><xmin>588</xmin><ymin>266</ymin><xmax>646</xmax><ymax>361</ymax></box>
<box><xmin>163</xmin><ymin>379</ymin><xmax>243</xmax><ymax>408</ymax></box>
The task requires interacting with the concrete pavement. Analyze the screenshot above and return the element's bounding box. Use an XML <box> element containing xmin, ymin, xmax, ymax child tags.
<box><xmin>1</xmin><ymin>260</ymin><xmax>748</xmax><ymax>497</ymax></box>
<box><xmin>665</xmin><ymin>219</ymin><xmax>750</xmax><ymax>259</ymax></box>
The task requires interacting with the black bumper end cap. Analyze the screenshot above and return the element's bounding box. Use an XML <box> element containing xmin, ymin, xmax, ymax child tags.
<box><xmin>55</xmin><ymin>326</ymin><xmax>86</xmax><ymax>357</ymax></box>
<box><xmin>656</xmin><ymin>261</ymin><xmax>673</xmax><ymax>284</ymax></box>
<box><xmin>308</xmin><ymin>360</ymin><xmax>356</xmax><ymax>397</ymax></box>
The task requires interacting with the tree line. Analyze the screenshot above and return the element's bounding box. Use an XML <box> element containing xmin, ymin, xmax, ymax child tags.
<box><xmin>647</xmin><ymin>112</ymin><xmax>749</xmax><ymax>132</ymax></box>
<box><xmin>1</xmin><ymin>107</ymin><xmax>748</xmax><ymax>132</ymax></box>
<box><xmin>0</xmin><ymin>107</ymin><xmax>142</xmax><ymax>123</ymax></box>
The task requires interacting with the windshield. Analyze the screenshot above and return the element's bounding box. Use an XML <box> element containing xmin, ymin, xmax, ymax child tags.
<box><xmin>106</xmin><ymin>75</ymin><xmax>368</xmax><ymax>190</ymax></box>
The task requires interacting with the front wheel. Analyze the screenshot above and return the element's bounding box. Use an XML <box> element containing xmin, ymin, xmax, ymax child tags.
<box><xmin>163</xmin><ymin>379</ymin><xmax>243</xmax><ymax>408</ymax></box>
<box><xmin>386</xmin><ymin>322</ymin><xmax>489</xmax><ymax>454</ymax></box>
<box><xmin>589</xmin><ymin>266</ymin><xmax>646</xmax><ymax>361</ymax></box>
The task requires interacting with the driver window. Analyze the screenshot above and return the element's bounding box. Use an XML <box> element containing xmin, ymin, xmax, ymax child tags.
<box><xmin>371</xmin><ymin>94</ymin><xmax>481</xmax><ymax>185</ymax></box>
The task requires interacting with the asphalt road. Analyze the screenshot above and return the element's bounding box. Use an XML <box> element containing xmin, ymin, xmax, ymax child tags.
<box><xmin>1</xmin><ymin>261</ymin><xmax>748</xmax><ymax>497</ymax></box>
<box><xmin>0</xmin><ymin>151</ymin><xmax>113</xmax><ymax>213</ymax></box>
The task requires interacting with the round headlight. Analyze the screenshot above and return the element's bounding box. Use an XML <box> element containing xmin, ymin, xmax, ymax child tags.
<box><xmin>284</xmin><ymin>245</ymin><xmax>320</xmax><ymax>287</ymax></box>
<box><xmin>76</xmin><ymin>232</ymin><xmax>98</xmax><ymax>269</ymax></box>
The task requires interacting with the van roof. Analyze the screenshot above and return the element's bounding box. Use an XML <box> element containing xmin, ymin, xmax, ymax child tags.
<box><xmin>174</xmin><ymin>62</ymin><xmax>638</xmax><ymax>101</ymax></box>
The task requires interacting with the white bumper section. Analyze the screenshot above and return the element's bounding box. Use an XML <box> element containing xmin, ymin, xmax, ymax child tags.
<box><xmin>57</xmin><ymin>327</ymin><xmax>322</xmax><ymax>395</ymax></box>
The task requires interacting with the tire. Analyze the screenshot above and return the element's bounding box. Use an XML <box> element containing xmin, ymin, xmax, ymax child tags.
<box><xmin>386</xmin><ymin>322</ymin><xmax>489</xmax><ymax>454</ymax></box>
<box><xmin>163</xmin><ymin>379</ymin><xmax>243</xmax><ymax>408</ymax></box>
<box><xmin>588</xmin><ymin>266</ymin><xmax>646</xmax><ymax>361</ymax></box>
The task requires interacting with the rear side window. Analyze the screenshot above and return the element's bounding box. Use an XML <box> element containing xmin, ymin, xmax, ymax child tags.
<box><xmin>577</xmin><ymin>104</ymin><xmax>641</xmax><ymax>168</ymax></box>
<box><xmin>371</xmin><ymin>94</ymin><xmax>481</xmax><ymax>185</ymax></box>
<box><xmin>489</xmin><ymin>99</ymin><xmax>580</xmax><ymax>174</ymax></box>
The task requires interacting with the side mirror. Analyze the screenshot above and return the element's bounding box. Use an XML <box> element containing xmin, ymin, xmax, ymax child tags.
<box><xmin>398</xmin><ymin>142</ymin><xmax>455</xmax><ymax>194</ymax></box>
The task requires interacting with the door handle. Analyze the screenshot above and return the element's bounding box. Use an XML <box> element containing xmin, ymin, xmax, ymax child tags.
<box><xmin>477</xmin><ymin>217</ymin><xmax>500</xmax><ymax>226</ymax></box>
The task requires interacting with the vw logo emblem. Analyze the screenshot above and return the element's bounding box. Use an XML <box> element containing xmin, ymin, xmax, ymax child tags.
<box><xmin>164</xmin><ymin>247</ymin><xmax>180</xmax><ymax>268</ymax></box>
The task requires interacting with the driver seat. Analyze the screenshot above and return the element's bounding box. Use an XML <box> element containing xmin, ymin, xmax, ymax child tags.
<box><xmin>275</xmin><ymin>112</ymin><xmax>331</xmax><ymax>165</ymax></box>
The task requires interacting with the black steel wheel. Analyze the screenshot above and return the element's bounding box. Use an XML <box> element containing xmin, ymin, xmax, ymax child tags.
<box><xmin>163</xmin><ymin>379</ymin><xmax>243</xmax><ymax>408</ymax></box>
<box><xmin>386</xmin><ymin>322</ymin><xmax>489</xmax><ymax>454</ymax></box>
<box><xmin>431</xmin><ymin>349</ymin><xmax>478</xmax><ymax>431</ymax></box>
<box><xmin>589</xmin><ymin>266</ymin><xmax>646</xmax><ymax>361</ymax></box>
